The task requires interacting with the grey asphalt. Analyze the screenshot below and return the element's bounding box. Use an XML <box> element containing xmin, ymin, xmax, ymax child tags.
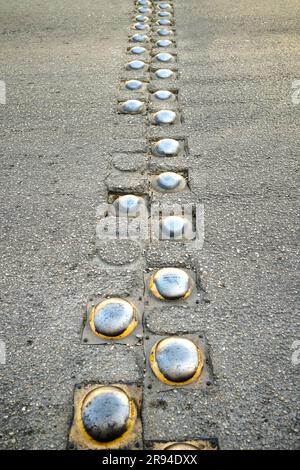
<box><xmin>0</xmin><ymin>0</ymin><xmax>299</xmax><ymax>450</ymax></box>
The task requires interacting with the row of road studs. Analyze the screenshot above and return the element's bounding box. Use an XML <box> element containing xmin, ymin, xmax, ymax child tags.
<box><xmin>68</xmin><ymin>0</ymin><xmax>219</xmax><ymax>451</ymax></box>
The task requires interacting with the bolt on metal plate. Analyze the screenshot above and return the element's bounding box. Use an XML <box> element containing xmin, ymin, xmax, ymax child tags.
<box><xmin>144</xmin><ymin>438</ymin><xmax>219</xmax><ymax>450</ymax></box>
<box><xmin>144</xmin><ymin>333</ymin><xmax>213</xmax><ymax>391</ymax></box>
<box><xmin>68</xmin><ymin>383</ymin><xmax>143</xmax><ymax>450</ymax></box>
<box><xmin>82</xmin><ymin>296</ymin><xmax>144</xmax><ymax>345</ymax></box>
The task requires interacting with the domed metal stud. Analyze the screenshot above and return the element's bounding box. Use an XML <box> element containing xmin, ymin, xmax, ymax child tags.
<box><xmin>157</xmin><ymin>28</ymin><xmax>173</xmax><ymax>36</ymax></box>
<box><xmin>135</xmin><ymin>14</ymin><xmax>149</xmax><ymax>22</ymax></box>
<box><xmin>120</xmin><ymin>99</ymin><xmax>145</xmax><ymax>114</ymax></box>
<box><xmin>155</xmin><ymin>171</ymin><xmax>185</xmax><ymax>190</ymax></box>
<box><xmin>158</xmin><ymin>11</ymin><xmax>172</xmax><ymax>17</ymax></box>
<box><xmin>113</xmin><ymin>194</ymin><xmax>147</xmax><ymax>217</ymax></box>
<box><xmin>154</xmin><ymin>68</ymin><xmax>174</xmax><ymax>79</ymax></box>
<box><xmin>150</xmin><ymin>337</ymin><xmax>203</xmax><ymax>385</ymax></box>
<box><xmin>129</xmin><ymin>46</ymin><xmax>146</xmax><ymax>55</ymax></box>
<box><xmin>127</xmin><ymin>60</ymin><xmax>146</xmax><ymax>70</ymax></box>
<box><xmin>89</xmin><ymin>298</ymin><xmax>138</xmax><ymax>339</ymax></box>
<box><xmin>154</xmin><ymin>52</ymin><xmax>174</xmax><ymax>63</ymax></box>
<box><xmin>152</xmin><ymin>138</ymin><xmax>180</xmax><ymax>157</ymax></box>
<box><xmin>131</xmin><ymin>33</ymin><xmax>149</xmax><ymax>42</ymax></box>
<box><xmin>157</xmin><ymin>2</ymin><xmax>172</xmax><ymax>10</ymax></box>
<box><xmin>137</xmin><ymin>0</ymin><xmax>151</xmax><ymax>5</ymax></box>
<box><xmin>81</xmin><ymin>386</ymin><xmax>135</xmax><ymax>442</ymax></box>
<box><xmin>153</xmin><ymin>109</ymin><xmax>177</xmax><ymax>125</ymax></box>
<box><xmin>157</xmin><ymin>18</ymin><xmax>171</xmax><ymax>26</ymax></box>
<box><xmin>156</xmin><ymin>39</ymin><xmax>173</xmax><ymax>47</ymax></box>
<box><xmin>138</xmin><ymin>7</ymin><xmax>152</xmax><ymax>14</ymax></box>
<box><xmin>149</xmin><ymin>267</ymin><xmax>194</xmax><ymax>300</ymax></box>
<box><xmin>165</xmin><ymin>443</ymin><xmax>200</xmax><ymax>450</ymax></box>
<box><xmin>124</xmin><ymin>79</ymin><xmax>143</xmax><ymax>90</ymax></box>
<box><xmin>160</xmin><ymin>215</ymin><xmax>192</xmax><ymax>238</ymax></box>
<box><xmin>152</xmin><ymin>90</ymin><xmax>175</xmax><ymax>101</ymax></box>
<box><xmin>134</xmin><ymin>22</ymin><xmax>150</xmax><ymax>31</ymax></box>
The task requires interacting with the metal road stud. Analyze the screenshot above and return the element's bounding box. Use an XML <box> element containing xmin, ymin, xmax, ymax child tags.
<box><xmin>157</xmin><ymin>28</ymin><xmax>173</xmax><ymax>36</ymax></box>
<box><xmin>125</xmin><ymin>79</ymin><xmax>143</xmax><ymax>90</ymax></box>
<box><xmin>135</xmin><ymin>14</ymin><xmax>149</xmax><ymax>22</ymax></box>
<box><xmin>158</xmin><ymin>11</ymin><xmax>172</xmax><ymax>18</ymax></box>
<box><xmin>137</xmin><ymin>0</ymin><xmax>151</xmax><ymax>6</ymax></box>
<box><xmin>129</xmin><ymin>46</ymin><xmax>147</xmax><ymax>55</ymax></box>
<box><xmin>148</xmin><ymin>439</ymin><xmax>219</xmax><ymax>450</ymax></box>
<box><xmin>152</xmin><ymin>90</ymin><xmax>175</xmax><ymax>101</ymax></box>
<box><xmin>81</xmin><ymin>386</ymin><xmax>133</xmax><ymax>442</ymax></box>
<box><xmin>165</xmin><ymin>441</ymin><xmax>217</xmax><ymax>450</ymax></box>
<box><xmin>154</xmin><ymin>52</ymin><xmax>174</xmax><ymax>62</ymax></box>
<box><xmin>149</xmin><ymin>267</ymin><xmax>194</xmax><ymax>300</ymax></box>
<box><xmin>152</xmin><ymin>138</ymin><xmax>180</xmax><ymax>156</ymax></box>
<box><xmin>120</xmin><ymin>99</ymin><xmax>145</xmax><ymax>114</ymax></box>
<box><xmin>127</xmin><ymin>59</ymin><xmax>146</xmax><ymax>70</ymax></box>
<box><xmin>157</xmin><ymin>18</ymin><xmax>172</xmax><ymax>26</ymax></box>
<box><xmin>165</xmin><ymin>443</ymin><xmax>200</xmax><ymax>450</ymax></box>
<box><xmin>70</xmin><ymin>385</ymin><xmax>140</xmax><ymax>449</ymax></box>
<box><xmin>157</xmin><ymin>2</ymin><xmax>173</xmax><ymax>11</ymax></box>
<box><xmin>156</xmin><ymin>39</ymin><xmax>173</xmax><ymax>47</ymax></box>
<box><xmin>154</xmin><ymin>68</ymin><xmax>174</xmax><ymax>79</ymax></box>
<box><xmin>149</xmin><ymin>337</ymin><xmax>203</xmax><ymax>385</ymax></box>
<box><xmin>153</xmin><ymin>171</ymin><xmax>186</xmax><ymax>190</ymax></box>
<box><xmin>160</xmin><ymin>215</ymin><xmax>192</xmax><ymax>238</ymax></box>
<box><xmin>134</xmin><ymin>22</ymin><xmax>150</xmax><ymax>31</ymax></box>
<box><xmin>138</xmin><ymin>7</ymin><xmax>152</xmax><ymax>14</ymax></box>
<box><xmin>131</xmin><ymin>33</ymin><xmax>149</xmax><ymax>42</ymax></box>
<box><xmin>89</xmin><ymin>298</ymin><xmax>138</xmax><ymax>340</ymax></box>
<box><xmin>68</xmin><ymin>384</ymin><xmax>142</xmax><ymax>450</ymax></box>
<box><xmin>153</xmin><ymin>109</ymin><xmax>177</xmax><ymax>124</ymax></box>
<box><xmin>113</xmin><ymin>194</ymin><xmax>147</xmax><ymax>217</ymax></box>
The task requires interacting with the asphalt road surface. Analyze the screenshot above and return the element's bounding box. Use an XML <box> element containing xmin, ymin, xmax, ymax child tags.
<box><xmin>0</xmin><ymin>0</ymin><xmax>299</xmax><ymax>450</ymax></box>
